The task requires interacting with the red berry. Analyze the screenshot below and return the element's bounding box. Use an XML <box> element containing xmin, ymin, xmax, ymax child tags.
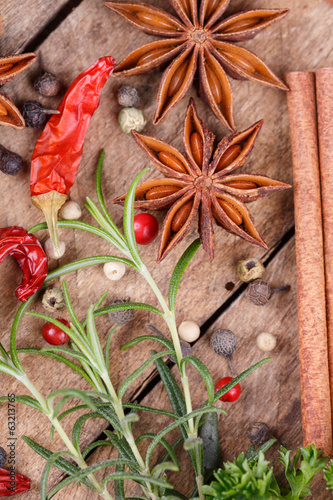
<box><xmin>42</xmin><ymin>318</ymin><xmax>70</xmax><ymax>345</ymax></box>
<box><xmin>215</xmin><ymin>376</ymin><xmax>241</xmax><ymax>402</ymax></box>
<box><xmin>134</xmin><ymin>213</ymin><xmax>159</xmax><ymax>245</ymax></box>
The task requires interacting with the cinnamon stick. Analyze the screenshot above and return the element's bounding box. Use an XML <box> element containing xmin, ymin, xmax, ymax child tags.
<box><xmin>316</xmin><ymin>68</ymin><xmax>333</xmax><ymax>427</ymax></box>
<box><xmin>286</xmin><ymin>71</ymin><xmax>332</xmax><ymax>454</ymax></box>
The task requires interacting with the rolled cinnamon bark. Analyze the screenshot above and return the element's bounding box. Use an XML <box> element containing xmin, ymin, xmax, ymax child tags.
<box><xmin>286</xmin><ymin>71</ymin><xmax>332</xmax><ymax>454</ymax></box>
<box><xmin>316</xmin><ymin>68</ymin><xmax>333</xmax><ymax>427</ymax></box>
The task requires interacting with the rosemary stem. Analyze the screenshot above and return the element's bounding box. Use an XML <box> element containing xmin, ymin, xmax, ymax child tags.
<box><xmin>18</xmin><ymin>373</ymin><xmax>113</xmax><ymax>500</ymax></box>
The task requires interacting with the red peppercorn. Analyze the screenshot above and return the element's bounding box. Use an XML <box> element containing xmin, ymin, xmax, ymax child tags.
<box><xmin>215</xmin><ymin>376</ymin><xmax>241</xmax><ymax>402</ymax></box>
<box><xmin>42</xmin><ymin>318</ymin><xmax>70</xmax><ymax>345</ymax></box>
<box><xmin>134</xmin><ymin>213</ymin><xmax>159</xmax><ymax>245</ymax></box>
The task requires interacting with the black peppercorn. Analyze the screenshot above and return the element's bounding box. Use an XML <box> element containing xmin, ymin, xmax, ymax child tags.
<box><xmin>34</xmin><ymin>72</ymin><xmax>61</xmax><ymax>97</ymax></box>
<box><xmin>0</xmin><ymin>144</ymin><xmax>23</xmax><ymax>175</ymax></box>
<box><xmin>247</xmin><ymin>279</ymin><xmax>290</xmax><ymax>306</ymax></box>
<box><xmin>20</xmin><ymin>101</ymin><xmax>59</xmax><ymax>128</ymax></box>
<box><xmin>0</xmin><ymin>447</ymin><xmax>7</xmax><ymax>467</ymax></box>
<box><xmin>246</xmin><ymin>422</ymin><xmax>272</xmax><ymax>446</ymax></box>
<box><xmin>108</xmin><ymin>298</ymin><xmax>134</xmax><ymax>324</ymax></box>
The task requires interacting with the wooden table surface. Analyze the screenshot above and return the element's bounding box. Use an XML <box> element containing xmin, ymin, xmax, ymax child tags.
<box><xmin>0</xmin><ymin>0</ymin><xmax>332</xmax><ymax>498</ymax></box>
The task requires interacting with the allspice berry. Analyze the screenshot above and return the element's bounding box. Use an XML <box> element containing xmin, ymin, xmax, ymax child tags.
<box><xmin>42</xmin><ymin>287</ymin><xmax>66</xmax><ymax>312</ymax></box>
<box><xmin>34</xmin><ymin>72</ymin><xmax>61</xmax><ymax>97</ymax></box>
<box><xmin>210</xmin><ymin>329</ymin><xmax>237</xmax><ymax>376</ymax></box>
<box><xmin>247</xmin><ymin>279</ymin><xmax>290</xmax><ymax>306</ymax></box>
<box><xmin>21</xmin><ymin>101</ymin><xmax>60</xmax><ymax>128</ymax></box>
<box><xmin>0</xmin><ymin>144</ymin><xmax>23</xmax><ymax>175</ymax></box>
<box><xmin>237</xmin><ymin>258</ymin><xmax>265</xmax><ymax>283</ymax></box>
<box><xmin>108</xmin><ymin>298</ymin><xmax>134</xmax><ymax>324</ymax></box>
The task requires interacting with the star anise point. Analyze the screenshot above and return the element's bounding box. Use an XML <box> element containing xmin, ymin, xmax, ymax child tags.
<box><xmin>113</xmin><ymin>99</ymin><xmax>291</xmax><ymax>262</ymax></box>
<box><xmin>106</xmin><ymin>0</ymin><xmax>289</xmax><ymax>127</ymax></box>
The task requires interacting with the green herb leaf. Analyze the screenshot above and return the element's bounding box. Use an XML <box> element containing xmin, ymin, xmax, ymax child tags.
<box><xmin>118</xmin><ymin>350</ymin><xmax>173</xmax><ymax>400</ymax></box>
<box><xmin>46</xmin><ymin>388</ymin><xmax>98</xmax><ymax>415</ymax></box>
<box><xmin>123</xmin><ymin>402</ymin><xmax>178</xmax><ymax>420</ymax></box>
<box><xmin>10</xmin><ymin>295</ymin><xmax>36</xmax><ymax>373</ymax></box>
<box><xmin>41</xmin><ymin>450</ymin><xmax>75</xmax><ymax>500</ymax></box>
<box><xmin>114</xmin><ymin>462</ymin><xmax>126</xmax><ymax>500</ymax></box>
<box><xmin>105</xmin><ymin>325</ymin><xmax>118</xmax><ymax>368</ymax></box>
<box><xmin>121</xmin><ymin>334</ymin><xmax>174</xmax><ymax>352</ymax></box>
<box><xmin>101</xmin><ymin>471</ymin><xmax>172</xmax><ymax>491</ymax></box>
<box><xmin>81</xmin><ymin>440</ymin><xmax>113</xmax><ymax>460</ymax></box>
<box><xmin>44</xmin><ymin>255</ymin><xmax>138</xmax><ymax>284</ymax></box>
<box><xmin>47</xmin><ymin>460</ymin><xmax>134</xmax><ymax>498</ymax></box>
<box><xmin>324</xmin><ymin>459</ymin><xmax>333</xmax><ymax>490</ymax></box>
<box><xmin>145</xmin><ymin>407</ymin><xmax>226</xmax><ymax>468</ymax></box>
<box><xmin>181</xmin><ymin>355</ymin><xmax>214</xmax><ymax>406</ymax></box>
<box><xmin>22</xmin><ymin>436</ymin><xmax>95</xmax><ymax>490</ymax></box>
<box><xmin>103</xmin><ymin>430</ymin><xmax>140</xmax><ymax>473</ymax></box>
<box><xmin>168</xmin><ymin>238</ymin><xmax>201</xmax><ymax>311</ymax></box>
<box><xmin>203</xmin><ymin>358</ymin><xmax>271</xmax><ymax>406</ymax></box>
<box><xmin>0</xmin><ymin>394</ymin><xmax>42</xmax><ymax>412</ymax></box>
<box><xmin>123</xmin><ymin>167</ymin><xmax>149</xmax><ymax>267</ymax></box>
<box><xmin>199</xmin><ymin>412</ymin><xmax>220</xmax><ymax>474</ymax></box>
<box><xmin>136</xmin><ymin>433</ymin><xmax>180</xmax><ymax>470</ymax></box>
<box><xmin>94</xmin><ymin>301</ymin><xmax>163</xmax><ymax>318</ymax></box>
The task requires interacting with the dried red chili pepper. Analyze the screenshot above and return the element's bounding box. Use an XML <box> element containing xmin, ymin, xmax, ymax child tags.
<box><xmin>30</xmin><ymin>56</ymin><xmax>116</xmax><ymax>256</ymax></box>
<box><xmin>0</xmin><ymin>227</ymin><xmax>48</xmax><ymax>302</ymax></box>
<box><xmin>0</xmin><ymin>467</ymin><xmax>30</xmax><ymax>496</ymax></box>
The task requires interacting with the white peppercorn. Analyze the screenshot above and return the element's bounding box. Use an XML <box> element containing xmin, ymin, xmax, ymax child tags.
<box><xmin>178</xmin><ymin>321</ymin><xmax>200</xmax><ymax>342</ymax></box>
<box><xmin>118</xmin><ymin>107</ymin><xmax>146</xmax><ymax>134</ymax></box>
<box><xmin>59</xmin><ymin>200</ymin><xmax>82</xmax><ymax>220</ymax></box>
<box><xmin>103</xmin><ymin>262</ymin><xmax>126</xmax><ymax>281</ymax></box>
<box><xmin>256</xmin><ymin>332</ymin><xmax>277</xmax><ymax>352</ymax></box>
<box><xmin>44</xmin><ymin>238</ymin><xmax>66</xmax><ymax>259</ymax></box>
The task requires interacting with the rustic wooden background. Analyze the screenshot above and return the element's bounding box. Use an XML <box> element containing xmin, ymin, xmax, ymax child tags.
<box><xmin>0</xmin><ymin>0</ymin><xmax>332</xmax><ymax>498</ymax></box>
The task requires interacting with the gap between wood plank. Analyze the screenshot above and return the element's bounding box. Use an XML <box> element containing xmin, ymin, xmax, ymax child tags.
<box><xmin>23</xmin><ymin>0</ymin><xmax>85</xmax><ymax>54</ymax></box>
<box><xmin>75</xmin><ymin>224</ymin><xmax>296</xmax><ymax>466</ymax></box>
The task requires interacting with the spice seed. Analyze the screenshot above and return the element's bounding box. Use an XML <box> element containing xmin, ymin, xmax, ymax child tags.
<box><xmin>0</xmin><ymin>103</ymin><xmax>7</xmax><ymax>116</ymax></box>
<box><xmin>223</xmin><ymin>52</ymin><xmax>256</xmax><ymax>73</ymax></box>
<box><xmin>171</xmin><ymin>200</ymin><xmax>193</xmax><ymax>232</ymax></box>
<box><xmin>136</xmin><ymin>12</ymin><xmax>178</xmax><ymax>30</ymax></box>
<box><xmin>167</xmin><ymin>59</ymin><xmax>189</xmax><ymax>97</ymax></box>
<box><xmin>146</xmin><ymin>185</ymin><xmax>180</xmax><ymax>200</ymax></box>
<box><xmin>224</xmin><ymin>180</ymin><xmax>257</xmax><ymax>189</ymax></box>
<box><xmin>216</xmin><ymin>144</ymin><xmax>241</xmax><ymax>171</ymax></box>
<box><xmin>190</xmin><ymin>132</ymin><xmax>203</xmax><ymax>166</ymax></box>
<box><xmin>0</xmin><ymin>63</ymin><xmax>14</xmax><ymax>75</ymax></box>
<box><xmin>218</xmin><ymin>199</ymin><xmax>243</xmax><ymax>225</ymax></box>
<box><xmin>137</xmin><ymin>47</ymin><xmax>171</xmax><ymax>66</ymax></box>
<box><xmin>223</xmin><ymin>17</ymin><xmax>259</xmax><ymax>34</ymax></box>
<box><xmin>206</xmin><ymin>64</ymin><xmax>223</xmax><ymax>104</ymax></box>
<box><xmin>158</xmin><ymin>151</ymin><xmax>187</xmax><ymax>173</ymax></box>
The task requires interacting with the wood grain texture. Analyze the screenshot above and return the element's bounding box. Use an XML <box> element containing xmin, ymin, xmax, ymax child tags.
<box><xmin>0</xmin><ymin>0</ymin><xmax>331</xmax><ymax>498</ymax></box>
<box><xmin>65</xmin><ymin>236</ymin><xmax>326</xmax><ymax>499</ymax></box>
<box><xmin>0</xmin><ymin>0</ymin><xmax>70</xmax><ymax>54</ymax></box>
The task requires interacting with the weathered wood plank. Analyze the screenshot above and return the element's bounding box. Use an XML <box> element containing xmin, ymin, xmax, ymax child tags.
<box><xmin>0</xmin><ymin>0</ymin><xmax>331</xmax><ymax>497</ymax></box>
<box><xmin>0</xmin><ymin>0</ymin><xmax>71</xmax><ymax>54</ymax></box>
<box><xmin>65</xmin><ymin>236</ymin><xmax>326</xmax><ymax>499</ymax></box>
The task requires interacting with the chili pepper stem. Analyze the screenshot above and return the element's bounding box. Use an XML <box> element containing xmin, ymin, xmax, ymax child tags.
<box><xmin>31</xmin><ymin>191</ymin><xmax>67</xmax><ymax>257</ymax></box>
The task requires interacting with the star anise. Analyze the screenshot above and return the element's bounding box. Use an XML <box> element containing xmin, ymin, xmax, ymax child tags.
<box><xmin>0</xmin><ymin>21</ymin><xmax>36</xmax><ymax>129</ymax></box>
<box><xmin>113</xmin><ymin>98</ymin><xmax>291</xmax><ymax>262</ymax></box>
<box><xmin>105</xmin><ymin>0</ymin><xmax>289</xmax><ymax>128</ymax></box>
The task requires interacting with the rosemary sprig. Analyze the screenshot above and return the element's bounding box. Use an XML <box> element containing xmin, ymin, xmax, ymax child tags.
<box><xmin>0</xmin><ymin>151</ymin><xmax>270</xmax><ymax>500</ymax></box>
